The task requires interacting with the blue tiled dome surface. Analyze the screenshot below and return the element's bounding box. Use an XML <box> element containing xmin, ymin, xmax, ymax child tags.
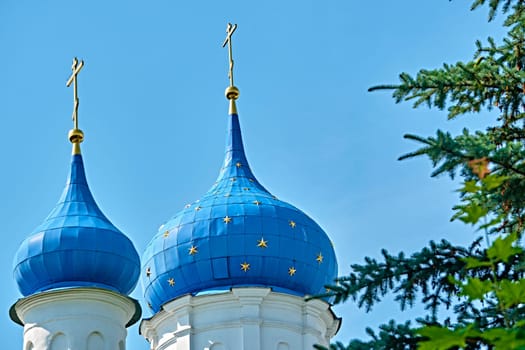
<box><xmin>13</xmin><ymin>153</ymin><xmax>141</xmax><ymax>296</ymax></box>
<box><xmin>142</xmin><ymin>113</ymin><xmax>337</xmax><ymax>312</ymax></box>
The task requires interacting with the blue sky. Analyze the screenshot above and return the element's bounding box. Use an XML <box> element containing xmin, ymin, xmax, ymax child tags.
<box><xmin>0</xmin><ymin>1</ymin><xmax>506</xmax><ymax>349</ymax></box>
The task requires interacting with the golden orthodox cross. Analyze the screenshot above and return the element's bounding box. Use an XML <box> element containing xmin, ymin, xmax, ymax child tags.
<box><xmin>222</xmin><ymin>23</ymin><xmax>238</xmax><ymax>86</ymax></box>
<box><xmin>66</xmin><ymin>57</ymin><xmax>84</xmax><ymax>130</ymax></box>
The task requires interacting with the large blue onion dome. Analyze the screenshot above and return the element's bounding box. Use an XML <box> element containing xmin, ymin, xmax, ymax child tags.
<box><xmin>13</xmin><ymin>128</ymin><xmax>141</xmax><ymax>297</ymax></box>
<box><xmin>142</xmin><ymin>90</ymin><xmax>338</xmax><ymax>313</ymax></box>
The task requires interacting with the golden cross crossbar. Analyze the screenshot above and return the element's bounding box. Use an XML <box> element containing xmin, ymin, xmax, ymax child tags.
<box><xmin>66</xmin><ymin>58</ymin><xmax>84</xmax><ymax>87</ymax></box>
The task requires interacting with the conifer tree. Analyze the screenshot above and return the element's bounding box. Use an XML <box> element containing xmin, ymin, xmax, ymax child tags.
<box><xmin>317</xmin><ymin>1</ymin><xmax>525</xmax><ymax>349</ymax></box>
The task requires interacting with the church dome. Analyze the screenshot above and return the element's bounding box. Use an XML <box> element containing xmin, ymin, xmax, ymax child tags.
<box><xmin>13</xmin><ymin>137</ymin><xmax>141</xmax><ymax>297</ymax></box>
<box><xmin>142</xmin><ymin>107</ymin><xmax>337</xmax><ymax>312</ymax></box>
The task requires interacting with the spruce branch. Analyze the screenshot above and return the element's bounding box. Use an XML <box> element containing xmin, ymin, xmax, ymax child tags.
<box><xmin>328</xmin><ymin>1</ymin><xmax>525</xmax><ymax>348</ymax></box>
<box><xmin>325</xmin><ymin>240</ymin><xmax>479</xmax><ymax>314</ymax></box>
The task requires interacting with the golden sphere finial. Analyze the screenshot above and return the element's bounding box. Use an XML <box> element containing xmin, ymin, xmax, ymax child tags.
<box><xmin>68</xmin><ymin>128</ymin><xmax>84</xmax><ymax>155</ymax></box>
<box><xmin>225</xmin><ymin>85</ymin><xmax>240</xmax><ymax>100</ymax></box>
<box><xmin>68</xmin><ymin>128</ymin><xmax>84</xmax><ymax>144</ymax></box>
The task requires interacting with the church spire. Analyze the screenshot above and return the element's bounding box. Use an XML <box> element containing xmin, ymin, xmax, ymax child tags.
<box><xmin>222</xmin><ymin>23</ymin><xmax>240</xmax><ymax>115</ymax></box>
<box><xmin>66</xmin><ymin>57</ymin><xmax>85</xmax><ymax>155</ymax></box>
<box><xmin>215</xmin><ymin>23</ymin><xmax>269</xmax><ymax>193</ymax></box>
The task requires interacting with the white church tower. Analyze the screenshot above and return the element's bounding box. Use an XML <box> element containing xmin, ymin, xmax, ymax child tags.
<box><xmin>10</xmin><ymin>58</ymin><xmax>142</xmax><ymax>350</ymax></box>
<box><xmin>140</xmin><ymin>24</ymin><xmax>340</xmax><ymax>350</ymax></box>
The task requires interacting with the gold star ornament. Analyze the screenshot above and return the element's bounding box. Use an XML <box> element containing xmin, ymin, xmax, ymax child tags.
<box><xmin>163</xmin><ymin>230</ymin><xmax>170</xmax><ymax>238</ymax></box>
<box><xmin>189</xmin><ymin>245</ymin><xmax>198</xmax><ymax>255</ymax></box>
<box><xmin>257</xmin><ymin>237</ymin><xmax>268</xmax><ymax>248</ymax></box>
<box><xmin>289</xmin><ymin>220</ymin><xmax>296</xmax><ymax>228</ymax></box>
<box><xmin>240</xmin><ymin>262</ymin><xmax>250</xmax><ymax>272</ymax></box>
<box><xmin>288</xmin><ymin>267</ymin><xmax>297</xmax><ymax>276</ymax></box>
<box><xmin>223</xmin><ymin>216</ymin><xmax>232</xmax><ymax>224</ymax></box>
<box><xmin>236</xmin><ymin>162</ymin><xmax>242</xmax><ymax>168</ymax></box>
<box><xmin>253</xmin><ymin>200</ymin><xmax>261</xmax><ymax>206</ymax></box>
<box><xmin>168</xmin><ymin>278</ymin><xmax>175</xmax><ymax>286</ymax></box>
<box><xmin>316</xmin><ymin>253</ymin><xmax>324</xmax><ymax>264</ymax></box>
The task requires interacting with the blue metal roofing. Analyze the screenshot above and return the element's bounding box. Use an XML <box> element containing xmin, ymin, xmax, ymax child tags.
<box><xmin>13</xmin><ymin>153</ymin><xmax>141</xmax><ymax>296</ymax></box>
<box><xmin>142</xmin><ymin>112</ymin><xmax>337</xmax><ymax>313</ymax></box>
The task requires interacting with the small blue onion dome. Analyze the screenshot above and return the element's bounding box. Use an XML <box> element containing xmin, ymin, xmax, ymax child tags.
<box><xmin>142</xmin><ymin>108</ymin><xmax>338</xmax><ymax>312</ymax></box>
<box><xmin>13</xmin><ymin>148</ymin><xmax>141</xmax><ymax>297</ymax></box>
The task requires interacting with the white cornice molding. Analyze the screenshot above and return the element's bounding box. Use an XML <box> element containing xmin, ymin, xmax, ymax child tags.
<box><xmin>140</xmin><ymin>287</ymin><xmax>340</xmax><ymax>350</ymax></box>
